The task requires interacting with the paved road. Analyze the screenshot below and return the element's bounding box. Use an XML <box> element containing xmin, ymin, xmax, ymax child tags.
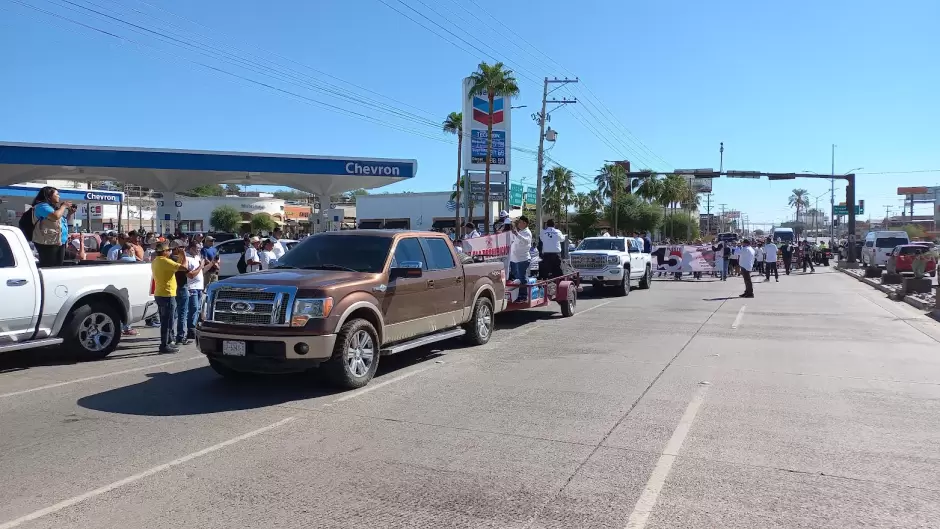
<box><xmin>2</xmin><ymin>268</ymin><xmax>939</xmax><ymax>528</ymax></box>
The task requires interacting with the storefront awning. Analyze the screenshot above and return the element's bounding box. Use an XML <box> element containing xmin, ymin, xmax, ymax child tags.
<box><xmin>432</xmin><ymin>219</ymin><xmax>456</xmax><ymax>229</ymax></box>
<box><xmin>383</xmin><ymin>220</ymin><xmax>409</xmax><ymax>230</ymax></box>
<box><xmin>357</xmin><ymin>220</ymin><xmax>383</xmax><ymax>229</ymax></box>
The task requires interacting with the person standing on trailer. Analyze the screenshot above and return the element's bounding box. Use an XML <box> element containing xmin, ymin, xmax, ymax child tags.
<box><xmin>538</xmin><ymin>219</ymin><xmax>566</xmax><ymax>280</ymax></box>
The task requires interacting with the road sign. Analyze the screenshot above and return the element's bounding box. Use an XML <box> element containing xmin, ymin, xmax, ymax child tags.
<box><xmin>470</xmin><ymin>182</ymin><xmax>506</xmax><ymax>202</ymax></box>
<box><xmin>509</xmin><ymin>183</ymin><xmax>523</xmax><ymax>207</ymax></box>
<box><xmin>675</xmin><ymin>168</ymin><xmax>714</xmax><ymax>175</ymax></box>
<box><xmin>524</xmin><ymin>186</ymin><xmax>537</xmax><ymax>206</ymax></box>
<box><xmin>833</xmin><ymin>204</ymin><xmax>864</xmax><ymax>215</ymax></box>
<box><xmin>725</xmin><ymin>170</ymin><xmax>761</xmax><ymax>178</ymax></box>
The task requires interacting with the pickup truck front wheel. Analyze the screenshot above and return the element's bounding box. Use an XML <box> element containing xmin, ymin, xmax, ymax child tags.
<box><xmin>615</xmin><ymin>268</ymin><xmax>631</xmax><ymax>297</ymax></box>
<box><xmin>638</xmin><ymin>265</ymin><xmax>652</xmax><ymax>290</ymax></box>
<box><xmin>324</xmin><ymin>319</ymin><xmax>380</xmax><ymax>389</ymax></box>
<box><xmin>62</xmin><ymin>302</ymin><xmax>122</xmax><ymax>360</ymax></box>
<box><xmin>463</xmin><ymin>297</ymin><xmax>494</xmax><ymax>345</ymax></box>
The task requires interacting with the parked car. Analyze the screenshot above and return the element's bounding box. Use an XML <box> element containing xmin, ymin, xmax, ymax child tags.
<box><xmin>570</xmin><ymin>236</ymin><xmax>652</xmax><ymax>295</ymax></box>
<box><xmin>888</xmin><ymin>244</ymin><xmax>936</xmax><ymax>277</ymax></box>
<box><xmin>215</xmin><ymin>238</ymin><xmax>299</xmax><ymax>278</ymax></box>
<box><xmin>196</xmin><ymin>230</ymin><xmax>506</xmax><ymax>388</ymax></box>
<box><xmin>862</xmin><ymin>231</ymin><xmax>910</xmax><ymax>268</ymax></box>
<box><xmin>0</xmin><ymin>226</ymin><xmax>156</xmax><ymax>359</ymax></box>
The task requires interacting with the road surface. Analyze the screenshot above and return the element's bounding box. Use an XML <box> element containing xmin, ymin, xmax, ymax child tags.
<box><xmin>1</xmin><ymin>268</ymin><xmax>939</xmax><ymax>528</ymax></box>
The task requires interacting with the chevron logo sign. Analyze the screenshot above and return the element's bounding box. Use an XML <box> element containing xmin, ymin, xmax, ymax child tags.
<box><xmin>472</xmin><ymin>96</ymin><xmax>504</xmax><ymax>126</ymax></box>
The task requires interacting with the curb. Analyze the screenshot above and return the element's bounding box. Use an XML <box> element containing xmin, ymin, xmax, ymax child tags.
<box><xmin>835</xmin><ymin>265</ymin><xmax>935</xmax><ymax>311</ymax></box>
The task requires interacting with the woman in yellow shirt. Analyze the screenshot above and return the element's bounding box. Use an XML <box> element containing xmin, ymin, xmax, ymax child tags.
<box><xmin>151</xmin><ymin>241</ymin><xmax>187</xmax><ymax>353</ymax></box>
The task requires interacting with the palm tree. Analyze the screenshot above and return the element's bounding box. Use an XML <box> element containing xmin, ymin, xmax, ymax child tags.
<box><xmin>635</xmin><ymin>174</ymin><xmax>663</xmax><ymax>204</ymax></box>
<box><xmin>467</xmin><ymin>62</ymin><xmax>520</xmax><ymax>233</ymax></box>
<box><xmin>595</xmin><ymin>163</ymin><xmax>627</xmax><ymax>235</ymax></box>
<box><xmin>544</xmin><ymin>166</ymin><xmax>575</xmax><ymax>230</ymax></box>
<box><xmin>443</xmin><ymin>111</ymin><xmax>463</xmax><ymax>228</ymax></box>
<box><xmin>659</xmin><ymin>174</ymin><xmax>687</xmax><ymax>239</ymax></box>
<box><xmin>789</xmin><ymin>188</ymin><xmax>809</xmax><ymax>223</ymax></box>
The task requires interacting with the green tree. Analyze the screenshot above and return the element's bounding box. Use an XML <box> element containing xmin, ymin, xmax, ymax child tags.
<box><xmin>596</xmin><ymin>163</ymin><xmax>627</xmax><ymax>234</ymax></box>
<box><xmin>450</xmin><ymin>175</ymin><xmax>475</xmax><ymax>222</ymax></box>
<box><xmin>788</xmin><ymin>188</ymin><xmax>809</xmax><ymax>223</ymax></box>
<box><xmin>570</xmin><ymin>209</ymin><xmax>601</xmax><ymax>240</ymax></box>
<box><xmin>754</xmin><ymin>229</ymin><xmax>765</xmax><ymax>236</ymax></box>
<box><xmin>467</xmin><ymin>62</ymin><xmax>520</xmax><ymax>233</ymax></box>
<box><xmin>187</xmin><ymin>184</ymin><xmax>226</xmax><ymax>197</ymax></box>
<box><xmin>606</xmin><ymin>194</ymin><xmax>664</xmax><ymax>235</ymax></box>
<box><xmin>443</xmin><ymin>111</ymin><xmax>463</xmax><ymax>228</ymax></box>
<box><xmin>250</xmin><ymin>212</ymin><xmax>277</xmax><ymax>233</ymax></box>
<box><xmin>903</xmin><ymin>223</ymin><xmax>926</xmax><ymax>240</ymax></box>
<box><xmin>224</xmin><ymin>183</ymin><xmax>240</xmax><ymax>195</ymax></box>
<box><xmin>544</xmin><ymin>166</ymin><xmax>575</xmax><ymax>230</ymax></box>
<box><xmin>661</xmin><ymin>212</ymin><xmax>701</xmax><ymax>240</ymax></box>
<box><xmin>635</xmin><ymin>173</ymin><xmax>662</xmax><ymax>204</ymax></box>
<box><xmin>210</xmin><ymin>206</ymin><xmax>241</xmax><ymax>233</ymax></box>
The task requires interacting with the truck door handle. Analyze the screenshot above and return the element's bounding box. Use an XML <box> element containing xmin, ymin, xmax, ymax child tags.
<box><xmin>455</xmin><ymin>276</ymin><xmax>463</xmax><ymax>283</ymax></box>
<box><xmin>427</xmin><ymin>280</ymin><xmax>435</xmax><ymax>288</ymax></box>
<box><xmin>6</xmin><ymin>279</ymin><xmax>28</xmax><ymax>286</ymax></box>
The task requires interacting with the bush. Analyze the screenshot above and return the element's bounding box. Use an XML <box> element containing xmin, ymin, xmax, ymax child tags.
<box><xmin>902</xmin><ymin>224</ymin><xmax>926</xmax><ymax>240</ymax></box>
<box><xmin>250</xmin><ymin>212</ymin><xmax>277</xmax><ymax>233</ymax></box>
<box><xmin>210</xmin><ymin>206</ymin><xmax>241</xmax><ymax>232</ymax></box>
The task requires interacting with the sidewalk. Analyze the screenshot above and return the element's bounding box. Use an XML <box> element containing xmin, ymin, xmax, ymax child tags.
<box><xmin>836</xmin><ymin>265</ymin><xmax>937</xmax><ymax>311</ymax></box>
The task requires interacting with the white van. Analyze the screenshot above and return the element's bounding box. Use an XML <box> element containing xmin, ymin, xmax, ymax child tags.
<box><xmin>771</xmin><ymin>227</ymin><xmax>795</xmax><ymax>244</ymax></box>
<box><xmin>862</xmin><ymin>231</ymin><xmax>910</xmax><ymax>267</ymax></box>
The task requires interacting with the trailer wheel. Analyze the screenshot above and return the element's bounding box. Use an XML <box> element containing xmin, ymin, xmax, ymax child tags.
<box><xmin>559</xmin><ymin>284</ymin><xmax>577</xmax><ymax>317</ymax></box>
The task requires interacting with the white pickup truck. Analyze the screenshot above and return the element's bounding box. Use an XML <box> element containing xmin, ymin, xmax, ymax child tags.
<box><xmin>570</xmin><ymin>236</ymin><xmax>652</xmax><ymax>296</ymax></box>
<box><xmin>0</xmin><ymin>226</ymin><xmax>156</xmax><ymax>359</ymax></box>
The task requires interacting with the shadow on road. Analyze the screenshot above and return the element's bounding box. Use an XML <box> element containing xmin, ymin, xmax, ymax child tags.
<box><xmin>76</xmin><ymin>346</ymin><xmax>447</xmax><ymax>417</ymax></box>
<box><xmin>702</xmin><ymin>297</ymin><xmax>737</xmax><ymax>301</ymax></box>
<box><xmin>0</xmin><ymin>342</ymin><xmax>163</xmax><ymax>373</ymax></box>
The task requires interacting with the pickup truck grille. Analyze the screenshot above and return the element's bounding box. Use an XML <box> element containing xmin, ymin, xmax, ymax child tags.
<box><xmin>206</xmin><ymin>286</ymin><xmax>297</xmax><ymax>327</ymax></box>
<box><xmin>571</xmin><ymin>254</ymin><xmax>608</xmax><ymax>269</ymax></box>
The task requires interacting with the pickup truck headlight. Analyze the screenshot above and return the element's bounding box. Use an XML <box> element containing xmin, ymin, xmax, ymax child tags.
<box><xmin>607</xmin><ymin>255</ymin><xmax>620</xmax><ymax>265</ymax></box>
<box><xmin>291</xmin><ymin>297</ymin><xmax>333</xmax><ymax>327</ymax></box>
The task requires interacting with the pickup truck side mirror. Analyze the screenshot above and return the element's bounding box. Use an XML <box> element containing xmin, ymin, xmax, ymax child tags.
<box><xmin>390</xmin><ymin>261</ymin><xmax>423</xmax><ymax>280</ymax></box>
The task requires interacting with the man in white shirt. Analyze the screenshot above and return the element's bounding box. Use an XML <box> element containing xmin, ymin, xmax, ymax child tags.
<box><xmin>763</xmin><ymin>239</ymin><xmax>779</xmax><ymax>282</ymax></box>
<box><xmin>462</xmin><ymin>222</ymin><xmax>480</xmax><ymax>239</ymax></box>
<box><xmin>259</xmin><ymin>239</ymin><xmax>279</xmax><ymax>269</ymax></box>
<box><xmin>538</xmin><ymin>219</ymin><xmax>566</xmax><ymax>279</ymax></box>
<box><xmin>269</xmin><ymin>228</ymin><xmax>287</xmax><ymax>259</ymax></box>
<box><xmin>738</xmin><ymin>239</ymin><xmax>756</xmax><ymax>298</ymax></box>
<box><xmin>755</xmin><ymin>244</ymin><xmax>765</xmax><ymax>276</ymax></box>
<box><xmin>508</xmin><ymin>215</ymin><xmax>533</xmax><ymax>282</ymax></box>
<box><xmin>184</xmin><ymin>242</ymin><xmax>208</xmax><ymax>338</ymax></box>
<box><xmin>243</xmin><ymin>236</ymin><xmax>262</xmax><ymax>273</ymax></box>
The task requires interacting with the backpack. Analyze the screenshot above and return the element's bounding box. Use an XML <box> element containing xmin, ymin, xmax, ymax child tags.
<box><xmin>236</xmin><ymin>251</ymin><xmax>247</xmax><ymax>274</ymax></box>
<box><xmin>18</xmin><ymin>208</ymin><xmax>37</xmax><ymax>242</ymax></box>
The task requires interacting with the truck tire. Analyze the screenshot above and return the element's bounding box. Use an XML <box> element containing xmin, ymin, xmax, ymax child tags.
<box><xmin>324</xmin><ymin>319</ymin><xmax>380</xmax><ymax>389</ymax></box>
<box><xmin>208</xmin><ymin>358</ymin><xmax>252</xmax><ymax>380</ymax></box>
<box><xmin>463</xmin><ymin>296</ymin><xmax>494</xmax><ymax>346</ymax></box>
<box><xmin>615</xmin><ymin>267</ymin><xmax>631</xmax><ymax>297</ymax></box>
<box><xmin>61</xmin><ymin>301</ymin><xmax>122</xmax><ymax>360</ymax></box>
<box><xmin>638</xmin><ymin>264</ymin><xmax>652</xmax><ymax>290</ymax></box>
<box><xmin>559</xmin><ymin>286</ymin><xmax>577</xmax><ymax>317</ymax></box>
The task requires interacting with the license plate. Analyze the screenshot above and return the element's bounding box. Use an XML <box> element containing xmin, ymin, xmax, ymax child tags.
<box><xmin>222</xmin><ymin>340</ymin><xmax>246</xmax><ymax>357</ymax></box>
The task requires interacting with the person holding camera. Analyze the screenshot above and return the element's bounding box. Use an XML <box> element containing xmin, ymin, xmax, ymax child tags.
<box><xmin>28</xmin><ymin>186</ymin><xmax>76</xmax><ymax>267</ymax></box>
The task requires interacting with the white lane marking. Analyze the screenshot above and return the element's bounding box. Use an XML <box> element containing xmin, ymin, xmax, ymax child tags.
<box><xmin>577</xmin><ymin>299</ymin><xmax>616</xmax><ymax>315</ymax></box>
<box><xmin>625</xmin><ymin>386</ymin><xmax>709</xmax><ymax>529</ymax></box>
<box><xmin>0</xmin><ymin>356</ymin><xmax>204</xmax><ymax>399</ymax></box>
<box><xmin>327</xmin><ymin>364</ymin><xmax>437</xmax><ymax>404</ymax></box>
<box><xmin>0</xmin><ymin>416</ymin><xmax>296</xmax><ymax>529</ymax></box>
<box><xmin>731</xmin><ymin>305</ymin><xmax>746</xmax><ymax>329</ymax></box>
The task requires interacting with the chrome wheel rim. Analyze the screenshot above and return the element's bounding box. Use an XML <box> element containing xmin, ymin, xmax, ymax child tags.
<box><xmin>477</xmin><ymin>304</ymin><xmax>492</xmax><ymax>339</ymax></box>
<box><xmin>569</xmin><ymin>287</ymin><xmax>577</xmax><ymax>308</ymax></box>
<box><xmin>78</xmin><ymin>312</ymin><xmax>116</xmax><ymax>352</ymax></box>
<box><xmin>345</xmin><ymin>330</ymin><xmax>375</xmax><ymax>378</ymax></box>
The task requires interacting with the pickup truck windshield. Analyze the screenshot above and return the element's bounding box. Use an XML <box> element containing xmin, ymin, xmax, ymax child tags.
<box><xmin>578</xmin><ymin>239</ymin><xmax>626</xmax><ymax>252</ymax></box>
<box><xmin>276</xmin><ymin>235</ymin><xmax>392</xmax><ymax>273</ymax></box>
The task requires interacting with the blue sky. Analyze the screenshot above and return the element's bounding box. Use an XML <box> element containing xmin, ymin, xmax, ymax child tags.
<box><xmin>2</xmin><ymin>0</ymin><xmax>938</xmax><ymax>229</ymax></box>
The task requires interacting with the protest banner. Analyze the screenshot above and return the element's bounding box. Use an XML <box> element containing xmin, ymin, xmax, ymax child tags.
<box><xmin>652</xmin><ymin>245</ymin><xmax>716</xmax><ymax>273</ymax></box>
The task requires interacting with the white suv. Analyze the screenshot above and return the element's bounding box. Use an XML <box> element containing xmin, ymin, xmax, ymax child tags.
<box><xmin>570</xmin><ymin>236</ymin><xmax>652</xmax><ymax>296</ymax></box>
<box><xmin>862</xmin><ymin>231</ymin><xmax>910</xmax><ymax>268</ymax></box>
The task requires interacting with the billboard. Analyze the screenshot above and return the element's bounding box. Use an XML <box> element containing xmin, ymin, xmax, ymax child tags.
<box><xmin>461</xmin><ymin>77</ymin><xmax>512</xmax><ymax>173</ymax></box>
<box><xmin>691</xmin><ymin>178</ymin><xmax>713</xmax><ymax>194</ymax></box>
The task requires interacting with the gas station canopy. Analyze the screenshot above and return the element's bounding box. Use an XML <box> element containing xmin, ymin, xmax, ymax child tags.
<box><xmin>0</xmin><ymin>142</ymin><xmax>418</xmax><ymax>197</ymax></box>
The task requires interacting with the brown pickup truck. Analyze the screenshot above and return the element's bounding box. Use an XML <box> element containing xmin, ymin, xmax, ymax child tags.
<box><xmin>196</xmin><ymin>230</ymin><xmax>506</xmax><ymax>388</ymax></box>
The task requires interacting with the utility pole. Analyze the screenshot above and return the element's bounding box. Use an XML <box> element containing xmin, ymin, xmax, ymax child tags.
<box><xmin>535</xmin><ymin>77</ymin><xmax>578</xmax><ymax>231</ymax></box>
<box><xmin>718</xmin><ymin>204</ymin><xmax>727</xmax><ymax>234</ymax></box>
<box><xmin>885</xmin><ymin>205</ymin><xmax>892</xmax><ymax>228</ymax></box>
<box><xmin>705</xmin><ymin>193</ymin><xmax>713</xmax><ymax>235</ymax></box>
<box><xmin>830</xmin><ymin>144</ymin><xmax>835</xmax><ymax>241</ymax></box>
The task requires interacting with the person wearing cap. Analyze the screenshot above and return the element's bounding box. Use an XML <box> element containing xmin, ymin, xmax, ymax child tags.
<box><xmin>260</xmin><ymin>238</ymin><xmax>279</xmax><ymax>269</ymax></box>
<box><xmin>463</xmin><ymin>222</ymin><xmax>480</xmax><ymax>239</ymax></box>
<box><xmin>151</xmin><ymin>240</ymin><xmax>187</xmax><ymax>353</ymax></box>
<box><xmin>200</xmin><ymin>235</ymin><xmax>220</xmax><ymax>285</ymax></box>
<box><xmin>244</xmin><ymin>236</ymin><xmax>262</xmax><ymax>273</ymax></box>
<box><xmin>508</xmin><ymin>215</ymin><xmax>533</xmax><ymax>283</ymax></box>
<box><xmin>738</xmin><ymin>238</ymin><xmax>756</xmax><ymax>298</ymax></box>
<box><xmin>493</xmin><ymin>210</ymin><xmax>511</xmax><ymax>234</ymax></box>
